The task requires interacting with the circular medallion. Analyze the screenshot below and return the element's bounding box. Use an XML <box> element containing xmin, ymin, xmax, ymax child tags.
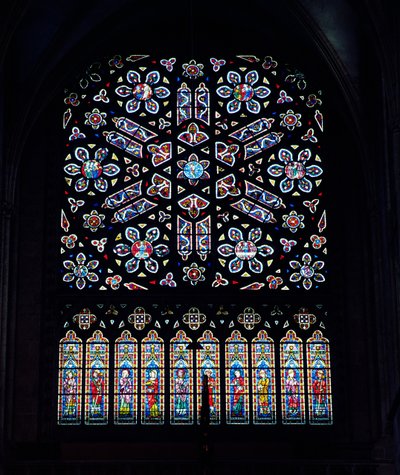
<box><xmin>88</xmin><ymin>113</ymin><xmax>102</xmax><ymax>126</ymax></box>
<box><xmin>283</xmin><ymin>113</ymin><xmax>298</xmax><ymax>127</ymax></box>
<box><xmin>233</xmin><ymin>84</ymin><xmax>254</xmax><ymax>102</ymax></box>
<box><xmin>235</xmin><ymin>241</ymin><xmax>257</xmax><ymax>260</ymax></box>
<box><xmin>285</xmin><ymin>162</ymin><xmax>306</xmax><ymax>179</ymax></box>
<box><xmin>183</xmin><ymin>161</ymin><xmax>204</xmax><ymax>179</ymax></box>
<box><xmin>131</xmin><ymin>240</ymin><xmax>153</xmax><ymax>259</ymax></box>
<box><xmin>87</xmin><ymin>214</ymin><xmax>102</xmax><ymax>228</ymax></box>
<box><xmin>188</xmin><ymin>267</ymin><xmax>202</xmax><ymax>281</ymax></box>
<box><xmin>286</xmin><ymin>215</ymin><xmax>301</xmax><ymax>229</ymax></box>
<box><xmin>133</xmin><ymin>83</ymin><xmax>153</xmax><ymax>101</ymax></box>
<box><xmin>74</xmin><ymin>265</ymin><xmax>88</xmax><ymax>278</ymax></box>
<box><xmin>81</xmin><ymin>160</ymin><xmax>102</xmax><ymax>179</ymax></box>
<box><xmin>300</xmin><ymin>265</ymin><xmax>314</xmax><ymax>278</ymax></box>
<box><xmin>186</xmin><ymin>65</ymin><xmax>200</xmax><ymax>77</ymax></box>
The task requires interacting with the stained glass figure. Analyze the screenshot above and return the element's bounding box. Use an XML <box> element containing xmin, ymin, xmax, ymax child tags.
<box><xmin>252</xmin><ymin>330</ymin><xmax>276</xmax><ymax>424</ymax></box>
<box><xmin>114</xmin><ymin>330</ymin><xmax>137</xmax><ymax>424</ymax></box>
<box><xmin>280</xmin><ymin>330</ymin><xmax>305</xmax><ymax>424</ymax></box>
<box><xmin>196</xmin><ymin>330</ymin><xmax>220</xmax><ymax>424</ymax></box>
<box><xmin>58</xmin><ymin>331</ymin><xmax>82</xmax><ymax>424</ymax></box>
<box><xmin>141</xmin><ymin>330</ymin><xmax>164</xmax><ymax>424</ymax></box>
<box><xmin>307</xmin><ymin>330</ymin><xmax>333</xmax><ymax>424</ymax></box>
<box><xmin>61</xmin><ymin>55</ymin><xmax>326</xmax><ymax>292</ymax></box>
<box><xmin>85</xmin><ymin>330</ymin><xmax>109</xmax><ymax>424</ymax></box>
<box><xmin>170</xmin><ymin>330</ymin><xmax>193</xmax><ymax>424</ymax></box>
<box><xmin>225</xmin><ymin>330</ymin><xmax>249</xmax><ymax>424</ymax></box>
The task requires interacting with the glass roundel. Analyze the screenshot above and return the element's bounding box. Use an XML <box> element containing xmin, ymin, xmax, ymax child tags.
<box><xmin>61</xmin><ymin>54</ymin><xmax>326</xmax><ymax>292</ymax></box>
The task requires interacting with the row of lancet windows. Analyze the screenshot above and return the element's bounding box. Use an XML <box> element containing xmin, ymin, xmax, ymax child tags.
<box><xmin>58</xmin><ymin>328</ymin><xmax>332</xmax><ymax>425</ymax></box>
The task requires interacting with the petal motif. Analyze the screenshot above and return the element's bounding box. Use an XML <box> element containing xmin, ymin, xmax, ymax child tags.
<box><xmin>87</xmin><ymin>260</ymin><xmax>99</xmax><ymax>270</ymax></box>
<box><xmin>145</xmin><ymin>71</ymin><xmax>160</xmax><ymax>85</ymax></box>
<box><xmin>87</xmin><ymin>272</ymin><xmax>99</xmax><ymax>282</ymax></box>
<box><xmin>306</xmin><ymin>165</ymin><xmax>323</xmax><ymax>177</ymax></box>
<box><xmin>127</xmin><ymin>70</ymin><xmax>140</xmax><ymax>84</ymax></box>
<box><xmin>228</xmin><ymin>257</ymin><xmax>243</xmax><ymax>273</ymax></box>
<box><xmin>63</xmin><ymin>273</ymin><xmax>74</xmax><ymax>282</ymax></box>
<box><xmin>227</xmin><ymin>71</ymin><xmax>241</xmax><ymax>85</ymax></box>
<box><xmin>216</xmin><ymin>86</ymin><xmax>232</xmax><ymax>98</ymax></box>
<box><xmin>245</xmin><ymin>70</ymin><xmax>258</xmax><ymax>85</ymax></box>
<box><xmin>153</xmin><ymin>244</ymin><xmax>169</xmax><ymax>257</ymax></box>
<box><xmin>126</xmin><ymin>227</ymin><xmax>140</xmax><ymax>243</ymax></box>
<box><xmin>64</xmin><ymin>163</ymin><xmax>81</xmax><ymax>175</ymax></box>
<box><xmin>114</xmin><ymin>243</ymin><xmax>131</xmax><ymax>256</ymax></box>
<box><xmin>313</xmin><ymin>261</ymin><xmax>325</xmax><ymax>271</ymax></box>
<box><xmin>126</xmin><ymin>98</ymin><xmax>140</xmax><ymax>113</ymax></box>
<box><xmin>278</xmin><ymin>149</ymin><xmax>292</xmax><ymax>163</ymax></box>
<box><xmin>217</xmin><ymin>244</ymin><xmax>235</xmax><ymax>257</ymax></box>
<box><xmin>227</xmin><ymin>99</ymin><xmax>241</xmax><ymax>114</ymax></box>
<box><xmin>290</xmin><ymin>272</ymin><xmax>301</xmax><ymax>282</ymax></box>
<box><xmin>154</xmin><ymin>86</ymin><xmax>170</xmax><ymax>98</ymax></box>
<box><xmin>258</xmin><ymin>245</ymin><xmax>274</xmax><ymax>256</ymax></box>
<box><xmin>314</xmin><ymin>273</ymin><xmax>325</xmax><ymax>282</ymax></box>
<box><xmin>146</xmin><ymin>227</ymin><xmax>160</xmax><ymax>243</ymax></box>
<box><xmin>248</xmin><ymin>227</ymin><xmax>262</xmax><ymax>243</ymax></box>
<box><xmin>76</xmin><ymin>253</ymin><xmax>86</xmax><ymax>264</ymax></box>
<box><xmin>298</xmin><ymin>149</ymin><xmax>311</xmax><ymax>161</ymax></box>
<box><xmin>280</xmin><ymin>177</ymin><xmax>294</xmax><ymax>193</ymax></box>
<box><xmin>102</xmin><ymin>163</ymin><xmax>120</xmax><ymax>176</ymax></box>
<box><xmin>303</xmin><ymin>278</ymin><xmax>313</xmax><ymax>290</ymax></box>
<box><xmin>302</xmin><ymin>253</ymin><xmax>312</xmax><ymax>264</ymax></box>
<box><xmin>75</xmin><ymin>177</ymin><xmax>89</xmax><ymax>192</ymax></box>
<box><xmin>145</xmin><ymin>258</ymin><xmax>159</xmax><ymax>273</ymax></box>
<box><xmin>76</xmin><ymin>278</ymin><xmax>86</xmax><ymax>290</ymax></box>
<box><xmin>249</xmin><ymin>257</ymin><xmax>263</xmax><ymax>273</ymax></box>
<box><xmin>289</xmin><ymin>260</ymin><xmax>301</xmax><ymax>270</ymax></box>
<box><xmin>63</xmin><ymin>260</ymin><xmax>75</xmax><ymax>270</ymax></box>
<box><xmin>254</xmin><ymin>86</ymin><xmax>271</xmax><ymax>98</ymax></box>
<box><xmin>145</xmin><ymin>98</ymin><xmax>159</xmax><ymax>114</ymax></box>
<box><xmin>228</xmin><ymin>227</ymin><xmax>243</xmax><ymax>243</ymax></box>
<box><xmin>126</xmin><ymin>257</ymin><xmax>139</xmax><ymax>273</ymax></box>
<box><xmin>246</xmin><ymin>99</ymin><xmax>260</xmax><ymax>114</ymax></box>
<box><xmin>267</xmin><ymin>164</ymin><xmax>284</xmax><ymax>177</ymax></box>
<box><xmin>115</xmin><ymin>85</ymin><xmax>132</xmax><ymax>97</ymax></box>
<box><xmin>95</xmin><ymin>148</ymin><xmax>108</xmax><ymax>162</ymax></box>
<box><xmin>75</xmin><ymin>147</ymin><xmax>89</xmax><ymax>162</ymax></box>
<box><xmin>94</xmin><ymin>177</ymin><xmax>108</xmax><ymax>192</ymax></box>
<box><xmin>298</xmin><ymin>177</ymin><xmax>313</xmax><ymax>193</ymax></box>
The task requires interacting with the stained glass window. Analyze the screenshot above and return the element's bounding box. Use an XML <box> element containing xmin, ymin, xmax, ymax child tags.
<box><xmin>307</xmin><ymin>330</ymin><xmax>333</xmax><ymax>424</ymax></box>
<box><xmin>141</xmin><ymin>329</ymin><xmax>164</xmax><ymax>424</ymax></box>
<box><xmin>85</xmin><ymin>330</ymin><xmax>109</xmax><ymax>424</ymax></box>
<box><xmin>61</xmin><ymin>55</ymin><xmax>326</xmax><ymax>292</ymax></box>
<box><xmin>114</xmin><ymin>330</ymin><xmax>137</xmax><ymax>424</ymax></box>
<box><xmin>280</xmin><ymin>330</ymin><xmax>305</xmax><ymax>424</ymax></box>
<box><xmin>196</xmin><ymin>330</ymin><xmax>220</xmax><ymax>424</ymax></box>
<box><xmin>225</xmin><ymin>330</ymin><xmax>249</xmax><ymax>424</ymax></box>
<box><xmin>252</xmin><ymin>330</ymin><xmax>276</xmax><ymax>424</ymax></box>
<box><xmin>57</xmin><ymin>304</ymin><xmax>331</xmax><ymax>425</ymax></box>
<box><xmin>170</xmin><ymin>330</ymin><xmax>193</xmax><ymax>424</ymax></box>
<box><xmin>58</xmin><ymin>52</ymin><xmax>332</xmax><ymax>427</ymax></box>
<box><xmin>58</xmin><ymin>331</ymin><xmax>83</xmax><ymax>425</ymax></box>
